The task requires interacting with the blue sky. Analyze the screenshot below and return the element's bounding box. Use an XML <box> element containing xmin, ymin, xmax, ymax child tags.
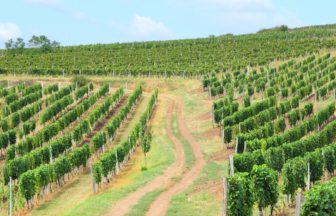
<box><xmin>0</xmin><ymin>0</ymin><xmax>335</xmax><ymax>48</ymax></box>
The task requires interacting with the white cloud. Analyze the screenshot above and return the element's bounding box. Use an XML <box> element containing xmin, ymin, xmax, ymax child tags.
<box><xmin>0</xmin><ymin>22</ymin><xmax>22</xmax><ymax>43</ymax></box>
<box><xmin>110</xmin><ymin>15</ymin><xmax>174</xmax><ymax>40</ymax></box>
<box><xmin>129</xmin><ymin>15</ymin><xmax>174</xmax><ymax>39</ymax></box>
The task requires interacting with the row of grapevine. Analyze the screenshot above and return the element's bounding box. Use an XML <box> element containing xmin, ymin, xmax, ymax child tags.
<box><xmin>74</xmin><ymin>85</ymin><xmax>89</xmax><ymax>100</ymax></box>
<box><xmin>73</xmin><ymin>84</ymin><xmax>122</xmax><ymax>145</ymax></box>
<box><xmin>45</xmin><ymin>83</ymin><xmax>75</xmax><ymax>107</ymax></box>
<box><xmin>0</xmin><ymin>130</ymin><xmax>16</xmax><ymax>153</ymax></box>
<box><xmin>0</xmin><ymin>85</ymin><xmax>16</xmax><ymax>97</ymax></box>
<box><xmin>106</xmin><ymin>86</ymin><xmax>143</xmax><ymax>141</ymax></box>
<box><xmin>1</xmin><ymin>34</ymin><xmax>334</xmax><ymax>79</ymax></box>
<box><xmin>8</xmin><ymin>91</ymin><xmax>42</xmax><ymax>113</ymax></box>
<box><xmin>92</xmin><ymin>87</ymin><xmax>157</xmax><ymax>188</ymax></box>
<box><xmin>230</xmin><ymin>102</ymin><xmax>314</xmax><ymax>146</ymax></box>
<box><xmin>3</xmin><ymin>84</ymin><xmax>122</xmax><ymax>183</ymax></box>
<box><xmin>231</xmin><ymin>103</ymin><xmax>336</xmax><ymax>174</ymax></box>
<box><xmin>10</xmin><ymin>86</ymin><xmax>127</xmax><ymax>208</ymax></box>
<box><xmin>242</xmin><ymin>102</ymin><xmax>335</xmax><ymax>153</ymax></box>
<box><xmin>43</xmin><ymin>83</ymin><xmax>58</xmax><ymax>95</ymax></box>
<box><xmin>22</xmin><ymin>83</ymin><xmax>42</xmax><ymax>96</ymax></box>
<box><xmin>0</xmin><ymin>102</ymin><xmax>42</xmax><ymax>134</ymax></box>
<box><xmin>5</xmin><ymin>84</ymin><xmax>118</xmax><ymax>160</ymax></box>
<box><xmin>40</xmin><ymin>95</ymin><xmax>74</xmax><ymax>125</ymax></box>
<box><xmin>5</xmin><ymin>93</ymin><xmax>18</xmax><ymax>105</ymax></box>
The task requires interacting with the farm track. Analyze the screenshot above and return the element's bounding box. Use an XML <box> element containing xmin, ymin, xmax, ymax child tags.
<box><xmin>146</xmin><ymin>95</ymin><xmax>205</xmax><ymax>216</ymax></box>
<box><xmin>105</xmin><ymin>97</ymin><xmax>186</xmax><ymax>216</ymax></box>
<box><xmin>105</xmin><ymin>95</ymin><xmax>206</xmax><ymax>216</ymax></box>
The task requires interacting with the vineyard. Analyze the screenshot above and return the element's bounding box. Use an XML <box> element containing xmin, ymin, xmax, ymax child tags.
<box><xmin>1</xmin><ymin>24</ymin><xmax>336</xmax><ymax>216</ymax></box>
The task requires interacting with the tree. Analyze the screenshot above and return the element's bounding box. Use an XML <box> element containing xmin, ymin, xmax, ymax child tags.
<box><xmin>28</xmin><ymin>35</ymin><xmax>40</xmax><ymax>48</ymax></box>
<box><xmin>141</xmin><ymin>127</ymin><xmax>152</xmax><ymax>167</ymax></box>
<box><xmin>13</xmin><ymin>38</ymin><xmax>25</xmax><ymax>52</ymax></box>
<box><xmin>5</xmin><ymin>39</ymin><xmax>14</xmax><ymax>50</ymax></box>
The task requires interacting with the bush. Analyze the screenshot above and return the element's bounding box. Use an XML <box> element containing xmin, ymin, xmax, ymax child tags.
<box><xmin>141</xmin><ymin>166</ymin><xmax>147</xmax><ymax>171</ymax></box>
<box><xmin>71</xmin><ymin>75</ymin><xmax>90</xmax><ymax>87</ymax></box>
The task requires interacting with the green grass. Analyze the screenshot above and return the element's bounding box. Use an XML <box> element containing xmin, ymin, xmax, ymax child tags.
<box><xmin>122</xmin><ymin>100</ymin><xmax>197</xmax><ymax>216</ymax></box>
<box><xmin>165</xmin><ymin>160</ymin><xmax>228</xmax><ymax>216</ymax></box>
<box><xmin>124</xmin><ymin>188</ymin><xmax>167</xmax><ymax>216</ymax></box>
<box><xmin>171</xmin><ymin>102</ymin><xmax>195</xmax><ymax>171</ymax></box>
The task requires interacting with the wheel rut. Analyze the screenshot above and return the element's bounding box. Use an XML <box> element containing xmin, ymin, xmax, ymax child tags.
<box><xmin>105</xmin><ymin>95</ymin><xmax>205</xmax><ymax>216</ymax></box>
<box><xmin>145</xmin><ymin>95</ymin><xmax>205</xmax><ymax>216</ymax></box>
<box><xmin>105</xmin><ymin>97</ymin><xmax>186</xmax><ymax>216</ymax></box>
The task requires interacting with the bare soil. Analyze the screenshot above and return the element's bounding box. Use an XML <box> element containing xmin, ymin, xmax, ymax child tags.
<box><xmin>188</xmin><ymin>86</ymin><xmax>204</xmax><ymax>95</ymax></box>
<box><xmin>209</xmin><ymin>148</ymin><xmax>235</xmax><ymax>162</ymax></box>
<box><xmin>77</xmin><ymin>96</ymin><xmax>128</xmax><ymax>148</ymax></box>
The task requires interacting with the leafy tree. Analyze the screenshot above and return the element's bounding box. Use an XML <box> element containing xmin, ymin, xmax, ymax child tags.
<box><xmin>141</xmin><ymin>127</ymin><xmax>152</xmax><ymax>167</ymax></box>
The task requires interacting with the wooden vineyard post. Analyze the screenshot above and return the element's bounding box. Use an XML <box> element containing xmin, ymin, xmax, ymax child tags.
<box><xmin>229</xmin><ymin>155</ymin><xmax>234</xmax><ymax>176</ymax></box>
<box><xmin>235</xmin><ymin>137</ymin><xmax>238</xmax><ymax>154</ymax></box>
<box><xmin>295</xmin><ymin>188</ymin><xmax>302</xmax><ymax>216</ymax></box>
<box><xmin>10</xmin><ymin>177</ymin><xmax>12</xmax><ymax>216</ymax></box>
<box><xmin>90</xmin><ymin>162</ymin><xmax>96</xmax><ymax>194</ymax></box>
<box><xmin>308</xmin><ymin>160</ymin><xmax>310</xmax><ymax>190</ymax></box>
<box><xmin>211</xmin><ymin>112</ymin><xmax>214</xmax><ymax>128</ymax></box>
<box><xmin>222</xmin><ymin>177</ymin><xmax>228</xmax><ymax>216</ymax></box>
<box><xmin>222</xmin><ymin>129</ymin><xmax>225</xmax><ymax>149</ymax></box>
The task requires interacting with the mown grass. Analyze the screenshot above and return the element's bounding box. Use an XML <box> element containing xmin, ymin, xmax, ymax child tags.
<box><xmin>165</xmin><ymin>160</ymin><xmax>228</xmax><ymax>216</ymax></box>
<box><xmin>171</xmin><ymin>102</ymin><xmax>195</xmax><ymax>171</ymax></box>
<box><xmin>124</xmin><ymin>189</ymin><xmax>168</xmax><ymax>216</ymax></box>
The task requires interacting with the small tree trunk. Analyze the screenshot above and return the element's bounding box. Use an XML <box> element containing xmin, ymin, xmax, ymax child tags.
<box><xmin>258</xmin><ymin>206</ymin><xmax>263</xmax><ymax>216</ymax></box>
<box><xmin>144</xmin><ymin>153</ymin><xmax>147</xmax><ymax>167</ymax></box>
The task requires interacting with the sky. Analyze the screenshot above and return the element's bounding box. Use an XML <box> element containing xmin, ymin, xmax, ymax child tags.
<box><xmin>0</xmin><ymin>0</ymin><xmax>335</xmax><ymax>48</ymax></box>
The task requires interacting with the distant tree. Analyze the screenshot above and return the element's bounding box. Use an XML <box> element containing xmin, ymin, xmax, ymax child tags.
<box><xmin>27</xmin><ymin>35</ymin><xmax>40</xmax><ymax>48</ymax></box>
<box><xmin>279</xmin><ymin>25</ymin><xmax>288</xmax><ymax>32</ymax></box>
<box><xmin>27</xmin><ymin>35</ymin><xmax>61</xmax><ymax>53</ymax></box>
<box><xmin>5</xmin><ymin>39</ymin><xmax>14</xmax><ymax>50</ymax></box>
<box><xmin>5</xmin><ymin>38</ymin><xmax>25</xmax><ymax>53</ymax></box>
<box><xmin>209</xmin><ymin>35</ymin><xmax>216</xmax><ymax>38</ymax></box>
<box><xmin>13</xmin><ymin>38</ymin><xmax>25</xmax><ymax>53</ymax></box>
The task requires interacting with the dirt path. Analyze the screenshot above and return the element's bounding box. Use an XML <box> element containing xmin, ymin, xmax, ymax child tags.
<box><xmin>105</xmin><ymin>97</ymin><xmax>186</xmax><ymax>215</ymax></box>
<box><xmin>145</xmin><ymin>95</ymin><xmax>205</xmax><ymax>216</ymax></box>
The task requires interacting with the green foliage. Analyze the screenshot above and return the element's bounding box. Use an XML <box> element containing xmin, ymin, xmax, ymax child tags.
<box><xmin>251</xmin><ymin>164</ymin><xmax>279</xmax><ymax>209</ymax></box>
<box><xmin>71</xmin><ymin>75</ymin><xmax>90</xmax><ymax>88</ymax></box>
<box><xmin>301</xmin><ymin>178</ymin><xmax>336</xmax><ymax>215</ymax></box>
<box><xmin>228</xmin><ymin>173</ymin><xmax>254</xmax><ymax>215</ymax></box>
